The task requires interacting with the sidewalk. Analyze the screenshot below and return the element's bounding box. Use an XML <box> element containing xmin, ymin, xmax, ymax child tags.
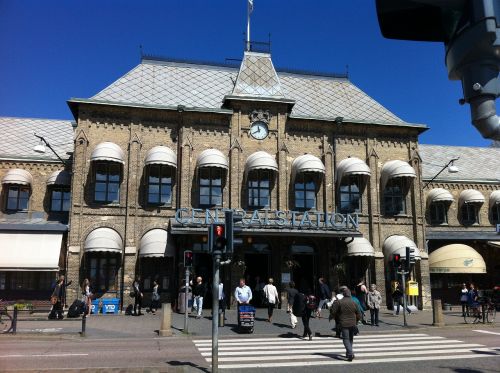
<box><xmin>2</xmin><ymin>305</ymin><xmax>497</xmax><ymax>340</ymax></box>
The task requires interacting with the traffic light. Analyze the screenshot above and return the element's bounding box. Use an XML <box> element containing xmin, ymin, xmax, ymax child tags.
<box><xmin>184</xmin><ymin>250</ymin><xmax>193</xmax><ymax>267</ymax></box>
<box><xmin>225</xmin><ymin>210</ymin><xmax>243</xmax><ymax>254</ymax></box>
<box><xmin>211</xmin><ymin>223</ymin><xmax>226</xmax><ymax>252</ymax></box>
<box><xmin>376</xmin><ymin>0</ymin><xmax>500</xmax><ymax>141</ymax></box>
<box><xmin>393</xmin><ymin>253</ymin><xmax>402</xmax><ymax>270</ymax></box>
<box><xmin>405</xmin><ymin>246</ymin><xmax>416</xmax><ymax>272</ymax></box>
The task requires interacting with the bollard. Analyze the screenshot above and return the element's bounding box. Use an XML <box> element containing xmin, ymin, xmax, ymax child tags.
<box><xmin>80</xmin><ymin>314</ymin><xmax>86</xmax><ymax>336</ymax></box>
<box><xmin>12</xmin><ymin>306</ymin><xmax>18</xmax><ymax>334</ymax></box>
<box><xmin>159</xmin><ymin>303</ymin><xmax>172</xmax><ymax>337</ymax></box>
<box><xmin>432</xmin><ymin>299</ymin><xmax>445</xmax><ymax>327</ymax></box>
<box><xmin>219</xmin><ymin>310</ymin><xmax>224</xmax><ymax>327</ymax></box>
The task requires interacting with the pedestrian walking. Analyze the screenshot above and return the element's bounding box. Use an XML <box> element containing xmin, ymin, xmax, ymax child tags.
<box><xmin>218</xmin><ymin>281</ymin><xmax>226</xmax><ymax>318</ymax></box>
<box><xmin>49</xmin><ymin>275</ymin><xmax>72</xmax><ymax>320</ymax></box>
<box><xmin>150</xmin><ymin>280</ymin><xmax>160</xmax><ymax>315</ymax></box>
<box><xmin>263</xmin><ymin>278</ymin><xmax>280</xmax><ymax>323</ymax></box>
<box><xmin>460</xmin><ymin>283</ymin><xmax>469</xmax><ymax>317</ymax></box>
<box><xmin>355</xmin><ymin>278</ymin><xmax>368</xmax><ymax>323</ymax></box>
<box><xmin>392</xmin><ymin>281</ymin><xmax>411</xmax><ymax>315</ymax></box>
<box><xmin>293</xmin><ymin>289</ymin><xmax>313</xmax><ymax>340</ymax></box>
<box><xmin>468</xmin><ymin>283</ymin><xmax>481</xmax><ymax>319</ymax></box>
<box><xmin>254</xmin><ymin>276</ymin><xmax>265</xmax><ymax>307</ymax></box>
<box><xmin>330</xmin><ymin>286</ymin><xmax>361</xmax><ymax>361</ymax></box>
<box><xmin>286</xmin><ymin>281</ymin><xmax>299</xmax><ymax>328</ymax></box>
<box><xmin>366</xmin><ymin>284</ymin><xmax>382</xmax><ymax>326</ymax></box>
<box><xmin>132</xmin><ymin>275</ymin><xmax>144</xmax><ymax>316</ymax></box>
<box><xmin>316</xmin><ymin>277</ymin><xmax>331</xmax><ymax>318</ymax></box>
<box><xmin>235</xmin><ymin>278</ymin><xmax>252</xmax><ymax>325</ymax></box>
<box><xmin>192</xmin><ymin>276</ymin><xmax>207</xmax><ymax>319</ymax></box>
<box><xmin>81</xmin><ymin>278</ymin><xmax>92</xmax><ymax>316</ymax></box>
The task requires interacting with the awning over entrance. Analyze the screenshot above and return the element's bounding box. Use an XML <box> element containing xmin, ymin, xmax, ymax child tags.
<box><xmin>245</xmin><ymin>151</ymin><xmax>278</xmax><ymax>174</ymax></box>
<box><xmin>458</xmin><ymin>189</ymin><xmax>485</xmax><ymax>207</ymax></box>
<box><xmin>336</xmin><ymin>157</ymin><xmax>371</xmax><ymax>186</ymax></box>
<box><xmin>84</xmin><ymin>228</ymin><xmax>122</xmax><ymax>253</ymax></box>
<box><xmin>2</xmin><ymin>169</ymin><xmax>33</xmax><ymax>186</ymax></box>
<box><xmin>380</xmin><ymin>160</ymin><xmax>416</xmax><ymax>190</ymax></box>
<box><xmin>382</xmin><ymin>235</ymin><xmax>422</xmax><ymax>261</ymax></box>
<box><xmin>196</xmin><ymin>149</ymin><xmax>228</xmax><ymax>169</ymax></box>
<box><xmin>0</xmin><ymin>232</ymin><xmax>62</xmax><ymax>271</ymax></box>
<box><xmin>429</xmin><ymin>244</ymin><xmax>486</xmax><ymax>274</ymax></box>
<box><xmin>347</xmin><ymin>237</ymin><xmax>375</xmax><ymax>257</ymax></box>
<box><xmin>139</xmin><ymin>229</ymin><xmax>174</xmax><ymax>257</ymax></box>
<box><xmin>144</xmin><ymin>146</ymin><xmax>177</xmax><ymax>167</ymax></box>
<box><xmin>46</xmin><ymin>170</ymin><xmax>71</xmax><ymax>186</ymax></box>
<box><xmin>90</xmin><ymin>142</ymin><xmax>125</xmax><ymax>164</ymax></box>
<box><xmin>490</xmin><ymin>190</ymin><xmax>500</xmax><ymax>206</ymax></box>
<box><xmin>291</xmin><ymin>154</ymin><xmax>325</xmax><ymax>180</ymax></box>
<box><xmin>426</xmin><ymin>188</ymin><xmax>454</xmax><ymax>205</ymax></box>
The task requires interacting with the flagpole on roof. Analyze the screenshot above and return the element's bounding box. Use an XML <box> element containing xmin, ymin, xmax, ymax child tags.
<box><xmin>247</xmin><ymin>0</ymin><xmax>253</xmax><ymax>51</ymax></box>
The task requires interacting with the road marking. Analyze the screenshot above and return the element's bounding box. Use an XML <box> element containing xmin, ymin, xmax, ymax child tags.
<box><xmin>473</xmin><ymin>330</ymin><xmax>500</xmax><ymax>336</ymax></box>
<box><xmin>0</xmin><ymin>353</ymin><xmax>88</xmax><ymax>358</ymax></box>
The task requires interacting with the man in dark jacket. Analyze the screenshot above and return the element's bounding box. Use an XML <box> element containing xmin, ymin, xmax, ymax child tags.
<box><xmin>286</xmin><ymin>281</ymin><xmax>299</xmax><ymax>328</ymax></box>
<box><xmin>193</xmin><ymin>276</ymin><xmax>207</xmax><ymax>319</ymax></box>
<box><xmin>293</xmin><ymin>289</ymin><xmax>313</xmax><ymax>340</ymax></box>
<box><xmin>133</xmin><ymin>275</ymin><xmax>143</xmax><ymax>316</ymax></box>
<box><xmin>316</xmin><ymin>277</ymin><xmax>331</xmax><ymax>318</ymax></box>
<box><xmin>330</xmin><ymin>286</ymin><xmax>361</xmax><ymax>361</ymax></box>
<box><xmin>49</xmin><ymin>275</ymin><xmax>72</xmax><ymax>320</ymax></box>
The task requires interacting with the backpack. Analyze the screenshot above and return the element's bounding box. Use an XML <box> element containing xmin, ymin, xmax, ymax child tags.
<box><xmin>306</xmin><ymin>294</ymin><xmax>317</xmax><ymax>310</ymax></box>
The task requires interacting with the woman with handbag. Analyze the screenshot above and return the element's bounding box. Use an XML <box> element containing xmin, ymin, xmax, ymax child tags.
<box><xmin>150</xmin><ymin>280</ymin><xmax>160</xmax><ymax>315</ymax></box>
<box><xmin>81</xmin><ymin>278</ymin><xmax>92</xmax><ymax>316</ymax></box>
<box><xmin>263</xmin><ymin>278</ymin><xmax>279</xmax><ymax>323</ymax></box>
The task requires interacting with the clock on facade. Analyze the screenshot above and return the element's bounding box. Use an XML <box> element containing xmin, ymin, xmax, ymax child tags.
<box><xmin>250</xmin><ymin>121</ymin><xmax>269</xmax><ymax>140</ymax></box>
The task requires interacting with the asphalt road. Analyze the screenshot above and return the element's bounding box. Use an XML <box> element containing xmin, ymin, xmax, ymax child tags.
<box><xmin>1</xmin><ymin>327</ymin><xmax>499</xmax><ymax>372</ymax></box>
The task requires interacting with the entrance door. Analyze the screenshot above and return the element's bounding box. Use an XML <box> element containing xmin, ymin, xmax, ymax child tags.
<box><xmin>244</xmin><ymin>253</ymin><xmax>270</xmax><ymax>307</ymax></box>
<box><xmin>292</xmin><ymin>254</ymin><xmax>315</xmax><ymax>294</ymax></box>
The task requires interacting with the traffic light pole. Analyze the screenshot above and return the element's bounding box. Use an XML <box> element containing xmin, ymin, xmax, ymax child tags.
<box><xmin>212</xmin><ymin>249</ymin><xmax>221</xmax><ymax>373</ymax></box>
<box><xmin>184</xmin><ymin>267</ymin><xmax>189</xmax><ymax>333</ymax></box>
<box><xmin>401</xmin><ymin>270</ymin><xmax>408</xmax><ymax>327</ymax></box>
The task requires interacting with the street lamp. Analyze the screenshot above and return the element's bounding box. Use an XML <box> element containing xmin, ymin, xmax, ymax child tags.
<box><xmin>422</xmin><ymin>157</ymin><xmax>459</xmax><ymax>189</ymax></box>
<box><xmin>33</xmin><ymin>133</ymin><xmax>68</xmax><ymax>165</ymax></box>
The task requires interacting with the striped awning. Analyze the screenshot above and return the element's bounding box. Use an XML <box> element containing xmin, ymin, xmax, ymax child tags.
<box><xmin>2</xmin><ymin>169</ymin><xmax>33</xmax><ymax>186</ymax></box>
<box><xmin>490</xmin><ymin>190</ymin><xmax>500</xmax><ymax>206</ymax></box>
<box><xmin>46</xmin><ymin>170</ymin><xmax>71</xmax><ymax>186</ymax></box>
<box><xmin>429</xmin><ymin>244</ymin><xmax>486</xmax><ymax>274</ymax></box>
<box><xmin>336</xmin><ymin>157</ymin><xmax>371</xmax><ymax>186</ymax></box>
<box><xmin>139</xmin><ymin>229</ymin><xmax>175</xmax><ymax>258</ymax></box>
<box><xmin>196</xmin><ymin>149</ymin><xmax>228</xmax><ymax>169</ymax></box>
<box><xmin>380</xmin><ymin>160</ymin><xmax>416</xmax><ymax>190</ymax></box>
<box><xmin>144</xmin><ymin>146</ymin><xmax>177</xmax><ymax>167</ymax></box>
<box><xmin>346</xmin><ymin>237</ymin><xmax>375</xmax><ymax>257</ymax></box>
<box><xmin>426</xmin><ymin>188</ymin><xmax>454</xmax><ymax>205</ymax></box>
<box><xmin>291</xmin><ymin>154</ymin><xmax>325</xmax><ymax>180</ymax></box>
<box><xmin>383</xmin><ymin>235</ymin><xmax>422</xmax><ymax>261</ymax></box>
<box><xmin>458</xmin><ymin>189</ymin><xmax>485</xmax><ymax>207</ymax></box>
<box><xmin>90</xmin><ymin>142</ymin><xmax>125</xmax><ymax>164</ymax></box>
<box><xmin>84</xmin><ymin>228</ymin><xmax>122</xmax><ymax>253</ymax></box>
<box><xmin>245</xmin><ymin>151</ymin><xmax>278</xmax><ymax>174</ymax></box>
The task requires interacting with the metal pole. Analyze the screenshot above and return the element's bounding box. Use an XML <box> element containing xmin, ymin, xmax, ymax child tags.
<box><xmin>12</xmin><ymin>306</ymin><xmax>18</xmax><ymax>334</ymax></box>
<box><xmin>81</xmin><ymin>314</ymin><xmax>86</xmax><ymax>336</ymax></box>
<box><xmin>212</xmin><ymin>251</ymin><xmax>221</xmax><ymax>373</ymax></box>
<box><xmin>184</xmin><ymin>268</ymin><xmax>189</xmax><ymax>333</ymax></box>
<box><xmin>401</xmin><ymin>271</ymin><xmax>408</xmax><ymax>327</ymax></box>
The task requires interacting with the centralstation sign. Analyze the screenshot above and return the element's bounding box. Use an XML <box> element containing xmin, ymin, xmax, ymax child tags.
<box><xmin>174</xmin><ymin>208</ymin><xmax>359</xmax><ymax>230</ymax></box>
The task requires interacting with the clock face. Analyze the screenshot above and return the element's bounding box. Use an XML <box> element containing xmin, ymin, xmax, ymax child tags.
<box><xmin>250</xmin><ymin>121</ymin><xmax>269</xmax><ymax>140</ymax></box>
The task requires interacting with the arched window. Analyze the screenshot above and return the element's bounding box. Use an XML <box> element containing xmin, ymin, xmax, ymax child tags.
<box><xmin>199</xmin><ymin>167</ymin><xmax>223</xmax><ymax>207</ymax></box>
<box><xmin>147</xmin><ymin>164</ymin><xmax>173</xmax><ymax>205</ymax></box>
<box><xmin>384</xmin><ymin>178</ymin><xmax>407</xmax><ymax>215</ymax></box>
<box><xmin>339</xmin><ymin>175</ymin><xmax>362</xmax><ymax>213</ymax></box>
<box><xmin>429</xmin><ymin>202</ymin><xmax>448</xmax><ymax>224</ymax></box>
<box><xmin>248</xmin><ymin>170</ymin><xmax>271</xmax><ymax>209</ymax></box>
<box><xmin>461</xmin><ymin>204</ymin><xmax>479</xmax><ymax>225</ymax></box>
<box><xmin>294</xmin><ymin>173</ymin><xmax>317</xmax><ymax>210</ymax></box>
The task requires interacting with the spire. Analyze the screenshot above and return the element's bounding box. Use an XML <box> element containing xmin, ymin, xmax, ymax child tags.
<box><xmin>247</xmin><ymin>0</ymin><xmax>254</xmax><ymax>51</ymax></box>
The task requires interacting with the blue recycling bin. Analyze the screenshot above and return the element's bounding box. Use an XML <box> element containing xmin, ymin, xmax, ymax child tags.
<box><xmin>102</xmin><ymin>298</ymin><xmax>120</xmax><ymax>314</ymax></box>
<box><xmin>90</xmin><ymin>299</ymin><xmax>100</xmax><ymax>314</ymax></box>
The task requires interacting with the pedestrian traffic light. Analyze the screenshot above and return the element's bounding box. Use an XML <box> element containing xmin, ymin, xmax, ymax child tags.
<box><xmin>393</xmin><ymin>253</ymin><xmax>402</xmax><ymax>270</ymax></box>
<box><xmin>211</xmin><ymin>223</ymin><xmax>226</xmax><ymax>252</ymax></box>
<box><xmin>184</xmin><ymin>250</ymin><xmax>193</xmax><ymax>268</ymax></box>
<box><xmin>405</xmin><ymin>246</ymin><xmax>416</xmax><ymax>272</ymax></box>
<box><xmin>225</xmin><ymin>210</ymin><xmax>243</xmax><ymax>254</ymax></box>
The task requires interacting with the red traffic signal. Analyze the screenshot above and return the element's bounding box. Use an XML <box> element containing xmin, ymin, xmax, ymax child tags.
<box><xmin>184</xmin><ymin>250</ymin><xmax>193</xmax><ymax>267</ymax></box>
<box><xmin>393</xmin><ymin>253</ymin><xmax>402</xmax><ymax>268</ymax></box>
<box><xmin>212</xmin><ymin>224</ymin><xmax>226</xmax><ymax>251</ymax></box>
<box><xmin>214</xmin><ymin>224</ymin><xmax>225</xmax><ymax>238</ymax></box>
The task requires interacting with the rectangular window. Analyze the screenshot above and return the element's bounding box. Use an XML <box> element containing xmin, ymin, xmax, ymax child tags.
<box><xmin>199</xmin><ymin>168</ymin><xmax>223</xmax><ymax>207</ymax></box>
<box><xmin>384</xmin><ymin>178</ymin><xmax>406</xmax><ymax>215</ymax></box>
<box><xmin>50</xmin><ymin>188</ymin><xmax>71</xmax><ymax>212</ymax></box>
<box><xmin>147</xmin><ymin>165</ymin><xmax>173</xmax><ymax>205</ymax></box>
<box><xmin>6</xmin><ymin>186</ymin><xmax>30</xmax><ymax>211</ymax></box>
<box><xmin>430</xmin><ymin>202</ymin><xmax>447</xmax><ymax>225</ymax></box>
<box><xmin>339</xmin><ymin>176</ymin><xmax>362</xmax><ymax>213</ymax></box>
<box><xmin>87</xmin><ymin>253</ymin><xmax>119</xmax><ymax>292</ymax></box>
<box><xmin>461</xmin><ymin>204</ymin><xmax>479</xmax><ymax>225</ymax></box>
<box><xmin>294</xmin><ymin>173</ymin><xmax>317</xmax><ymax>210</ymax></box>
<box><xmin>247</xmin><ymin>170</ymin><xmax>271</xmax><ymax>209</ymax></box>
<box><xmin>0</xmin><ymin>271</ymin><xmax>54</xmax><ymax>291</ymax></box>
<box><xmin>94</xmin><ymin>163</ymin><xmax>121</xmax><ymax>203</ymax></box>
<box><xmin>492</xmin><ymin>205</ymin><xmax>500</xmax><ymax>223</ymax></box>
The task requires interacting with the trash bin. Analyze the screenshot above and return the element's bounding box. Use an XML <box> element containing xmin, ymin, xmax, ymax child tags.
<box><xmin>177</xmin><ymin>286</ymin><xmax>192</xmax><ymax>313</ymax></box>
<box><xmin>102</xmin><ymin>298</ymin><xmax>120</xmax><ymax>314</ymax></box>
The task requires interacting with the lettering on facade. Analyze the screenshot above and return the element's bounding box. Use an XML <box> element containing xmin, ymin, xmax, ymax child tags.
<box><xmin>174</xmin><ymin>208</ymin><xmax>359</xmax><ymax>230</ymax></box>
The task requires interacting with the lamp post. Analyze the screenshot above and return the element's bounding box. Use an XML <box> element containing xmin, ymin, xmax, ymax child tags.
<box><xmin>33</xmin><ymin>133</ymin><xmax>68</xmax><ymax>166</ymax></box>
<box><xmin>422</xmin><ymin>157</ymin><xmax>459</xmax><ymax>189</ymax></box>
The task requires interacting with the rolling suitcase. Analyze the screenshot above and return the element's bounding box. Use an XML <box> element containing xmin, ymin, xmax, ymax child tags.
<box><xmin>68</xmin><ymin>299</ymin><xmax>85</xmax><ymax>318</ymax></box>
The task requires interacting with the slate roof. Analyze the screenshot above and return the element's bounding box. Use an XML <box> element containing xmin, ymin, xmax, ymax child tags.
<box><xmin>0</xmin><ymin>117</ymin><xmax>74</xmax><ymax>162</ymax></box>
<box><xmin>420</xmin><ymin>144</ymin><xmax>500</xmax><ymax>183</ymax></box>
<box><xmin>90</xmin><ymin>55</ymin><xmax>411</xmax><ymax>126</ymax></box>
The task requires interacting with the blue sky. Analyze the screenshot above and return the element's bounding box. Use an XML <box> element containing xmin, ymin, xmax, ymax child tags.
<box><xmin>0</xmin><ymin>0</ymin><xmax>492</xmax><ymax>146</ymax></box>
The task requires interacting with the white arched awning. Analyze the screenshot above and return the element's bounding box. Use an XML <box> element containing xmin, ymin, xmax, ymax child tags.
<box><xmin>429</xmin><ymin>244</ymin><xmax>486</xmax><ymax>274</ymax></box>
<box><xmin>245</xmin><ymin>151</ymin><xmax>278</xmax><ymax>175</ymax></box>
<box><xmin>90</xmin><ymin>142</ymin><xmax>125</xmax><ymax>164</ymax></box>
<box><xmin>489</xmin><ymin>190</ymin><xmax>500</xmax><ymax>206</ymax></box>
<box><xmin>196</xmin><ymin>149</ymin><xmax>228</xmax><ymax>169</ymax></box>
<box><xmin>458</xmin><ymin>189</ymin><xmax>485</xmax><ymax>207</ymax></box>
<box><xmin>144</xmin><ymin>146</ymin><xmax>177</xmax><ymax>168</ymax></box>
<box><xmin>84</xmin><ymin>228</ymin><xmax>122</xmax><ymax>253</ymax></box>
<box><xmin>46</xmin><ymin>170</ymin><xmax>71</xmax><ymax>186</ymax></box>
<box><xmin>380</xmin><ymin>160</ymin><xmax>416</xmax><ymax>190</ymax></box>
<box><xmin>336</xmin><ymin>157</ymin><xmax>371</xmax><ymax>186</ymax></box>
<box><xmin>426</xmin><ymin>188</ymin><xmax>454</xmax><ymax>205</ymax></box>
<box><xmin>346</xmin><ymin>237</ymin><xmax>375</xmax><ymax>257</ymax></box>
<box><xmin>383</xmin><ymin>235</ymin><xmax>422</xmax><ymax>261</ymax></box>
<box><xmin>2</xmin><ymin>169</ymin><xmax>33</xmax><ymax>186</ymax></box>
<box><xmin>139</xmin><ymin>229</ymin><xmax>175</xmax><ymax>258</ymax></box>
<box><xmin>291</xmin><ymin>154</ymin><xmax>325</xmax><ymax>180</ymax></box>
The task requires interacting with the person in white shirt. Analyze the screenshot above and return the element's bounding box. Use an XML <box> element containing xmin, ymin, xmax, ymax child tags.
<box><xmin>263</xmin><ymin>278</ymin><xmax>280</xmax><ymax>323</ymax></box>
<box><xmin>234</xmin><ymin>278</ymin><xmax>253</xmax><ymax>324</ymax></box>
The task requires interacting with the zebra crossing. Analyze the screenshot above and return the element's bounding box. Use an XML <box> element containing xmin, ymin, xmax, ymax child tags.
<box><xmin>193</xmin><ymin>332</ymin><xmax>500</xmax><ymax>369</ymax></box>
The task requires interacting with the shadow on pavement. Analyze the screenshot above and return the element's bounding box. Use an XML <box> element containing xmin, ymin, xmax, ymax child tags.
<box><xmin>167</xmin><ymin>360</ymin><xmax>209</xmax><ymax>373</ymax></box>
